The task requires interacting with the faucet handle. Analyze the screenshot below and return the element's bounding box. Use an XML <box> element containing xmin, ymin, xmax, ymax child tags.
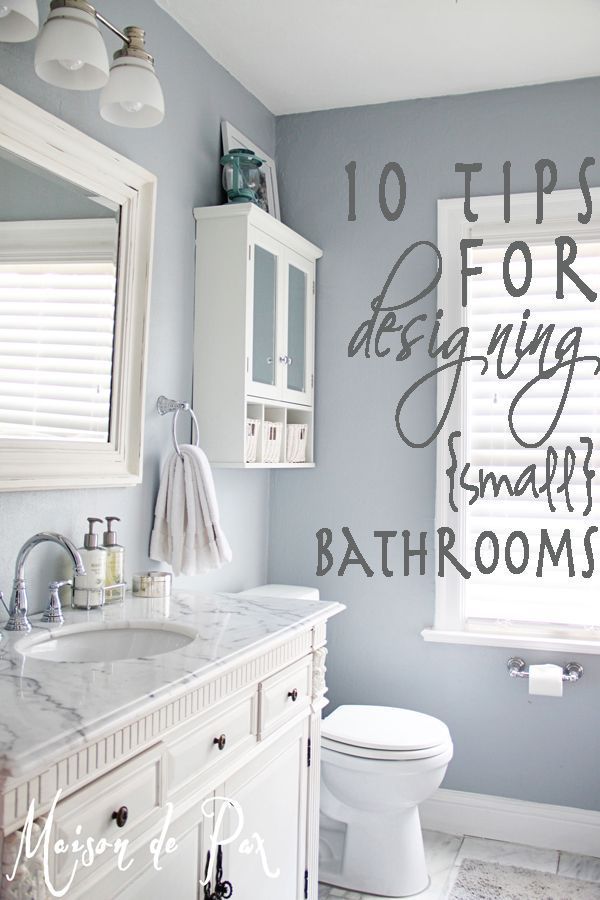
<box><xmin>41</xmin><ymin>580</ymin><xmax>71</xmax><ymax>625</ymax></box>
<box><xmin>0</xmin><ymin>591</ymin><xmax>9</xmax><ymax>618</ymax></box>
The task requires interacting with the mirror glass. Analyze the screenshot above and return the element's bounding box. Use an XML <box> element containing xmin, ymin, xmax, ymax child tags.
<box><xmin>0</xmin><ymin>148</ymin><xmax>120</xmax><ymax>444</ymax></box>
<box><xmin>287</xmin><ymin>264</ymin><xmax>307</xmax><ymax>393</ymax></box>
<box><xmin>252</xmin><ymin>244</ymin><xmax>277</xmax><ymax>386</ymax></box>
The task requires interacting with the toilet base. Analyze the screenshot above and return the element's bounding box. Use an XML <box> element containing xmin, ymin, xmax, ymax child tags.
<box><xmin>319</xmin><ymin>805</ymin><xmax>429</xmax><ymax>897</ymax></box>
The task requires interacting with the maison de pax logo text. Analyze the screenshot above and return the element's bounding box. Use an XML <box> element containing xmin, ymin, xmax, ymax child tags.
<box><xmin>317</xmin><ymin>158</ymin><xmax>600</xmax><ymax>583</ymax></box>
<box><xmin>4</xmin><ymin>793</ymin><xmax>280</xmax><ymax>897</ymax></box>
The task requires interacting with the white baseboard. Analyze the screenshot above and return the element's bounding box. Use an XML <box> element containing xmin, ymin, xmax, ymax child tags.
<box><xmin>421</xmin><ymin>788</ymin><xmax>600</xmax><ymax>858</ymax></box>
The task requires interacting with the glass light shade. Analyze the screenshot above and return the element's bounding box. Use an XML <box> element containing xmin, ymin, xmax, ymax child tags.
<box><xmin>34</xmin><ymin>5</ymin><xmax>109</xmax><ymax>90</ymax></box>
<box><xmin>0</xmin><ymin>0</ymin><xmax>39</xmax><ymax>41</ymax></box>
<box><xmin>100</xmin><ymin>56</ymin><xmax>164</xmax><ymax>128</ymax></box>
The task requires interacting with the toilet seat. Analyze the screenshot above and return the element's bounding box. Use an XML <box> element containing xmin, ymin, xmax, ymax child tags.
<box><xmin>322</xmin><ymin>705</ymin><xmax>451</xmax><ymax>760</ymax></box>
<box><xmin>321</xmin><ymin>736</ymin><xmax>452</xmax><ymax>761</ymax></box>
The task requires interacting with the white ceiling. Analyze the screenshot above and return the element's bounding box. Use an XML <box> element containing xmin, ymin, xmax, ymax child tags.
<box><xmin>155</xmin><ymin>0</ymin><xmax>600</xmax><ymax>115</ymax></box>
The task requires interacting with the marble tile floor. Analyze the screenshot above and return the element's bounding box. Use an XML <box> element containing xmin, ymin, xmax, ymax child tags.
<box><xmin>318</xmin><ymin>831</ymin><xmax>600</xmax><ymax>899</ymax></box>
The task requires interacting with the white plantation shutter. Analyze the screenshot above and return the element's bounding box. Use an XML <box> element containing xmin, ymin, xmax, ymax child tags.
<box><xmin>0</xmin><ymin>219</ymin><xmax>117</xmax><ymax>443</ymax></box>
<box><xmin>463</xmin><ymin>238</ymin><xmax>600</xmax><ymax>630</ymax></box>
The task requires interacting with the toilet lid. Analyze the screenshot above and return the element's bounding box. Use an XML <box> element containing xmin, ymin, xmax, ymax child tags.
<box><xmin>321</xmin><ymin>705</ymin><xmax>451</xmax><ymax>753</ymax></box>
<box><xmin>321</xmin><ymin>737</ymin><xmax>453</xmax><ymax>761</ymax></box>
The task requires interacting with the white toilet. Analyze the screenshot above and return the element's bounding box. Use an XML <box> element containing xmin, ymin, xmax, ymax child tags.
<box><xmin>232</xmin><ymin>585</ymin><xmax>453</xmax><ymax>898</ymax></box>
<box><xmin>320</xmin><ymin>704</ymin><xmax>453</xmax><ymax>897</ymax></box>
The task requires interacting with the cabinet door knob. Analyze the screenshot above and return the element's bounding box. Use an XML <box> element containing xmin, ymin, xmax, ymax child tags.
<box><xmin>112</xmin><ymin>806</ymin><xmax>129</xmax><ymax>828</ymax></box>
<box><xmin>288</xmin><ymin>688</ymin><xmax>298</xmax><ymax>702</ymax></box>
<box><xmin>214</xmin><ymin>734</ymin><xmax>227</xmax><ymax>750</ymax></box>
<box><xmin>279</xmin><ymin>354</ymin><xmax>289</xmax><ymax>365</ymax></box>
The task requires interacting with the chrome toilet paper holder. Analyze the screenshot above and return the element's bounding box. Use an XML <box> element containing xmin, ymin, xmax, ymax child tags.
<box><xmin>507</xmin><ymin>657</ymin><xmax>584</xmax><ymax>683</ymax></box>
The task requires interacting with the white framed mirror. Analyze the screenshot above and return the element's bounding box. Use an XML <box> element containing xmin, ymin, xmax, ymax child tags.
<box><xmin>0</xmin><ymin>85</ymin><xmax>156</xmax><ymax>491</ymax></box>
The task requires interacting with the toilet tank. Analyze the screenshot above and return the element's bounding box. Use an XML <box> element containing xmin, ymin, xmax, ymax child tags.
<box><xmin>233</xmin><ymin>584</ymin><xmax>320</xmax><ymax>602</ymax></box>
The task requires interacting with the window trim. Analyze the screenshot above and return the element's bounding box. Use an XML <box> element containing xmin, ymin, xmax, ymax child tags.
<box><xmin>427</xmin><ymin>187</ymin><xmax>600</xmax><ymax>653</ymax></box>
<box><xmin>0</xmin><ymin>218</ymin><xmax>117</xmax><ymax>264</ymax></box>
<box><xmin>421</xmin><ymin>627</ymin><xmax>600</xmax><ymax>655</ymax></box>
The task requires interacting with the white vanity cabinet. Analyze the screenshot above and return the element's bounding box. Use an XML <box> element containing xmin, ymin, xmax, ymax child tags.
<box><xmin>118</xmin><ymin>723</ymin><xmax>309</xmax><ymax>900</ymax></box>
<box><xmin>217</xmin><ymin>721</ymin><xmax>310</xmax><ymax>899</ymax></box>
<box><xmin>193</xmin><ymin>204</ymin><xmax>322</xmax><ymax>467</ymax></box>
<box><xmin>118</xmin><ymin>829</ymin><xmax>201</xmax><ymax>900</ymax></box>
<box><xmin>0</xmin><ymin>599</ymin><xmax>338</xmax><ymax>900</ymax></box>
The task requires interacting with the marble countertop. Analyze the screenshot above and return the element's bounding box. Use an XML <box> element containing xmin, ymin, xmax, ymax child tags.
<box><xmin>0</xmin><ymin>590</ymin><xmax>343</xmax><ymax>781</ymax></box>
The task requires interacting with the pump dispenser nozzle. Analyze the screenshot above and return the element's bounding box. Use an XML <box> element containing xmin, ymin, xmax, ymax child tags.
<box><xmin>103</xmin><ymin>516</ymin><xmax>121</xmax><ymax>547</ymax></box>
<box><xmin>84</xmin><ymin>517</ymin><xmax>103</xmax><ymax>550</ymax></box>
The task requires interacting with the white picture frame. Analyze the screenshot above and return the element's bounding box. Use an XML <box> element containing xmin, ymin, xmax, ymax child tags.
<box><xmin>221</xmin><ymin>120</ymin><xmax>281</xmax><ymax>220</ymax></box>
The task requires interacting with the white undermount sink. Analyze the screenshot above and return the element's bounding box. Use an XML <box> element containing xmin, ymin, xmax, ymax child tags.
<box><xmin>15</xmin><ymin>621</ymin><xmax>197</xmax><ymax>663</ymax></box>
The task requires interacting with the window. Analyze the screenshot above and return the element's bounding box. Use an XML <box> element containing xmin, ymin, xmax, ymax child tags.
<box><xmin>425</xmin><ymin>189</ymin><xmax>600</xmax><ymax>652</ymax></box>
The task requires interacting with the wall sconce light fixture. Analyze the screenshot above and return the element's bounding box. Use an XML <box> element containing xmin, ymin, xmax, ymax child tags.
<box><xmin>0</xmin><ymin>0</ymin><xmax>164</xmax><ymax>127</ymax></box>
<box><xmin>0</xmin><ymin>0</ymin><xmax>38</xmax><ymax>42</ymax></box>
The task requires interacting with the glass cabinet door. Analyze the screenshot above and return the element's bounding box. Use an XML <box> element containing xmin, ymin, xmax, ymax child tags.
<box><xmin>286</xmin><ymin>264</ymin><xmax>307</xmax><ymax>393</ymax></box>
<box><xmin>282</xmin><ymin>252</ymin><xmax>313</xmax><ymax>406</ymax></box>
<box><xmin>251</xmin><ymin>244</ymin><xmax>278</xmax><ymax>390</ymax></box>
<box><xmin>247</xmin><ymin>235</ymin><xmax>314</xmax><ymax>407</ymax></box>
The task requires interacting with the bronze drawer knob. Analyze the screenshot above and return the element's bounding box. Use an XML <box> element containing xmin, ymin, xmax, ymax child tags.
<box><xmin>112</xmin><ymin>806</ymin><xmax>129</xmax><ymax>828</ymax></box>
<box><xmin>214</xmin><ymin>734</ymin><xmax>227</xmax><ymax>750</ymax></box>
<box><xmin>288</xmin><ymin>688</ymin><xmax>298</xmax><ymax>702</ymax></box>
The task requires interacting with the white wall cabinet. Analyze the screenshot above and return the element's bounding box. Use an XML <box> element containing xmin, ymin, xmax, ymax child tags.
<box><xmin>193</xmin><ymin>204</ymin><xmax>322</xmax><ymax>467</ymax></box>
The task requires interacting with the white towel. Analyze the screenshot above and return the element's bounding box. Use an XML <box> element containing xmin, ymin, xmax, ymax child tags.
<box><xmin>149</xmin><ymin>444</ymin><xmax>232</xmax><ymax>576</ymax></box>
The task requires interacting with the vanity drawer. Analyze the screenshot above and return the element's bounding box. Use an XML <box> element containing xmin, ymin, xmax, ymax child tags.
<box><xmin>51</xmin><ymin>744</ymin><xmax>164</xmax><ymax>889</ymax></box>
<box><xmin>168</xmin><ymin>690</ymin><xmax>257</xmax><ymax>796</ymax></box>
<box><xmin>259</xmin><ymin>656</ymin><xmax>312</xmax><ymax>737</ymax></box>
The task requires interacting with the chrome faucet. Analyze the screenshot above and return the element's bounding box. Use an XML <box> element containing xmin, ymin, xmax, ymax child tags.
<box><xmin>2</xmin><ymin>532</ymin><xmax>86</xmax><ymax>632</ymax></box>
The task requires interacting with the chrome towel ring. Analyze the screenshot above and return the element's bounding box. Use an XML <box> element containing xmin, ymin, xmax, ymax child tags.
<box><xmin>157</xmin><ymin>395</ymin><xmax>200</xmax><ymax>458</ymax></box>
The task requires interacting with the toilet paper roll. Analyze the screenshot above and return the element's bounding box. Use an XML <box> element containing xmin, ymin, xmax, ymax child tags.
<box><xmin>528</xmin><ymin>663</ymin><xmax>563</xmax><ymax>697</ymax></box>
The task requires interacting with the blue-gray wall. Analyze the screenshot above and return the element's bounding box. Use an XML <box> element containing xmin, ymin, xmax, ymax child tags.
<box><xmin>0</xmin><ymin>152</ymin><xmax>114</xmax><ymax>219</ymax></box>
<box><xmin>0</xmin><ymin>0</ymin><xmax>273</xmax><ymax>607</ymax></box>
<box><xmin>271</xmin><ymin>79</ymin><xmax>600</xmax><ymax>811</ymax></box>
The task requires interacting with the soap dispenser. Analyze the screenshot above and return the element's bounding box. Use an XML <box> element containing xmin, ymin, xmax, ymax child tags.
<box><xmin>103</xmin><ymin>516</ymin><xmax>125</xmax><ymax>603</ymax></box>
<box><xmin>73</xmin><ymin>517</ymin><xmax>106</xmax><ymax>608</ymax></box>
